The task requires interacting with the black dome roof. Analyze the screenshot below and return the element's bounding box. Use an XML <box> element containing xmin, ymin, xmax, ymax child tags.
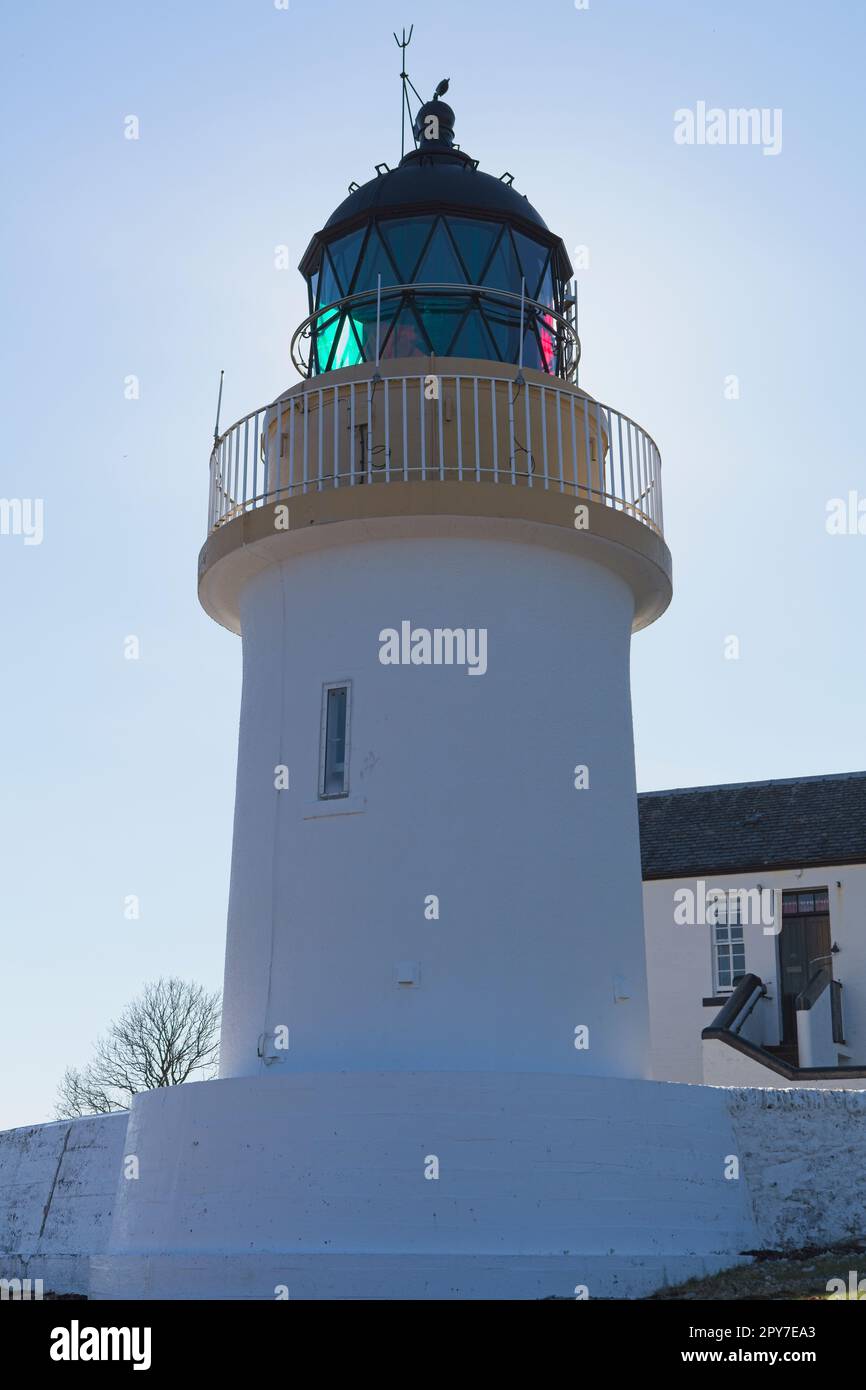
<box><xmin>298</xmin><ymin>101</ymin><xmax>570</xmax><ymax>278</ymax></box>
<box><xmin>323</xmin><ymin>152</ymin><xmax>550</xmax><ymax>235</ymax></box>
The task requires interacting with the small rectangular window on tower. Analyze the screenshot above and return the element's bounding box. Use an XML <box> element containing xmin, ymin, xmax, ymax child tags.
<box><xmin>320</xmin><ymin>682</ymin><xmax>350</xmax><ymax>798</ymax></box>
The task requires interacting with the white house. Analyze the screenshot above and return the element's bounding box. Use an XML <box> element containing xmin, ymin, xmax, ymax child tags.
<box><xmin>640</xmin><ymin>772</ymin><xmax>866</xmax><ymax>1088</ymax></box>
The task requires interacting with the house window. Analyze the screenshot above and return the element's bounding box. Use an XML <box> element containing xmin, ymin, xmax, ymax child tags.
<box><xmin>782</xmin><ymin>888</ymin><xmax>829</xmax><ymax>916</ymax></box>
<box><xmin>319</xmin><ymin>683</ymin><xmax>350</xmax><ymax>798</ymax></box>
<box><xmin>713</xmin><ymin>895</ymin><xmax>746</xmax><ymax>994</ymax></box>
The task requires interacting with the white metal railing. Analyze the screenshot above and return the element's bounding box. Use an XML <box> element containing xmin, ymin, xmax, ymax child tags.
<box><xmin>207</xmin><ymin>370</ymin><xmax>663</xmax><ymax>539</ymax></box>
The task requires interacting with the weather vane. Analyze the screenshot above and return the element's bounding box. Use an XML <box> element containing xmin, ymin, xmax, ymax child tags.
<box><xmin>393</xmin><ymin>25</ymin><xmax>425</xmax><ymax>159</ymax></box>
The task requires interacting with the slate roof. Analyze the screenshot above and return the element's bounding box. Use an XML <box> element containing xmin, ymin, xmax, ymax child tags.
<box><xmin>638</xmin><ymin>771</ymin><xmax>866</xmax><ymax>880</ymax></box>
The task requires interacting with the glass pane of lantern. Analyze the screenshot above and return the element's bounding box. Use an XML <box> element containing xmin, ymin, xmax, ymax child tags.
<box><xmin>355</xmin><ymin>296</ymin><xmax>399</xmax><ymax>360</ymax></box>
<box><xmin>512</xmin><ymin>230</ymin><xmax>550</xmax><ymax>300</ymax></box>
<box><xmin>380</xmin><ymin>218</ymin><xmax>434</xmax><ymax>281</ymax></box>
<box><xmin>314</xmin><ymin>309</ymin><xmax>339</xmax><ymax>371</ymax></box>
<box><xmin>446</xmin><ymin>217</ymin><xmax>501</xmax><ymax>283</ymax></box>
<box><xmin>537</xmin><ymin>312</ymin><xmax>556</xmax><ymax>372</ymax></box>
<box><xmin>352</xmin><ymin>226</ymin><xmax>399</xmax><ymax>295</ymax></box>
<box><xmin>484</xmin><ymin>302</ymin><xmax>521</xmax><ymax>362</ymax></box>
<box><xmin>521</xmin><ymin>324</ymin><xmax>545</xmax><ymax>371</ymax></box>
<box><xmin>415</xmin><ymin>292</ymin><xmax>466</xmax><ymax>354</ymax></box>
<box><xmin>327</xmin><ymin>228</ymin><xmax>366</xmax><ymax>295</ymax></box>
<box><xmin>316</xmin><ymin>310</ymin><xmax>364</xmax><ymax>371</ymax></box>
<box><xmin>450</xmin><ymin>311</ymin><xmax>498</xmax><ymax>360</ymax></box>
<box><xmin>415</xmin><ymin>221</ymin><xmax>467</xmax><ymax>287</ymax></box>
<box><xmin>379</xmin><ymin>303</ymin><xmax>426</xmax><ymax>359</ymax></box>
<box><xmin>482</xmin><ymin>227</ymin><xmax>523</xmax><ymax>295</ymax></box>
<box><xmin>318</xmin><ymin>251</ymin><xmax>342</xmax><ymax>308</ymax></box>
<box><xmin>536</xmin><ymin>265</ymin><xmax>555</xmax><ymax>309</ymax></box>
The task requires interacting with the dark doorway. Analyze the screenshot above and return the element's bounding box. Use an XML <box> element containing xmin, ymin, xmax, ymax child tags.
<box><xmin>778</xmin><ymin>889</ymin><xmax>831</xmax><ymax>1045</ymax></box>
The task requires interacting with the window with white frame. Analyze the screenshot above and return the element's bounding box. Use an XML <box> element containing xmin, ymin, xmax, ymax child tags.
<box><xmin>319</xmin><ymin>682</ymin><xmax>351</xmax><ymax>798</ymax></box>
<box><xmin>712</xmin><ymin>893</ymin><xmax>746</xmax><ymax>994</ymax></box>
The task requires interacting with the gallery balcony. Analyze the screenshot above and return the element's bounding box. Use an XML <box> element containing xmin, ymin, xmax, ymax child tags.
<box><xmin>199</xmin><ymin>291</ymin><xmax>671</xmax><ymax>635</ymax></box>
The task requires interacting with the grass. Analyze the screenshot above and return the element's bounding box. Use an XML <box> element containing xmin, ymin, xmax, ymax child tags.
<box><xmin>648</xmin><ymin>1241</ymin><xmax>866</xmax><ymax>1300</ymax></box>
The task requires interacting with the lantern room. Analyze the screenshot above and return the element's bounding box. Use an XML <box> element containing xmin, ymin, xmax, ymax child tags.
<box><xmin>296</xmin><ymin>95</ymin><xmax>577</xmax><ymax>378</ymax></box>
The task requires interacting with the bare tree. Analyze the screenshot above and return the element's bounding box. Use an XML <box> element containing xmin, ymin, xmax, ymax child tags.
<box><xmin>55</xmin><ymin>978</ymin><xmax>221</xmax><ymax>1118</ymax></box>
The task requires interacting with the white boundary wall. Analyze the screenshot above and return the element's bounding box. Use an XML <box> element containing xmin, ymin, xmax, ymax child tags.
<box><xmin>728</xmin><ymin>1087</ymin><xmax>866</xmax><ymax>1250</ymax></box>
<box><xmin>0</xmin><ymin>1112</ymin><xmax>128</xmax><ymax>1295</ymax></box>
<box><xmin>3</xmin><ymin>1080</ymin><xmax>866</xmax><ymax>1298</ymax></box>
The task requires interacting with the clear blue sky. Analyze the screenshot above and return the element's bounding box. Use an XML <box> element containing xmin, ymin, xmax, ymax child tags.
<box><xmin>1</xmin><ymin>0</ymin><xmax>864</xmax><ymax>1129</ymax></box>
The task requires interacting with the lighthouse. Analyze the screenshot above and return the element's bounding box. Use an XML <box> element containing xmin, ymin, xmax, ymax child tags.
<box><xmin>201</xmin><ymin>88</ymin><xmax>671</xmax><ymax>1084</ymax></box>
<box><xmin>93</xmin><ymin>83</ymin><xmax>755</xmax><ymax>1301</ymax></box>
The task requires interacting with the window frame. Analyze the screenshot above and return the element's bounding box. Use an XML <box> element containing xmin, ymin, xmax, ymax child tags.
<box><xmin>711</xmin><ymin>893</ymin><xmax>747</xmax><ymax>995</ymax></box>
<box><xmin>782</xmin><ymin>887</ymin><xmax>830</xmax><ymax>917</ymax></box>
<box><xmin>318</xmin><ymin>681</ymin><xmax>352</xmax><ymax>800</ymax></box>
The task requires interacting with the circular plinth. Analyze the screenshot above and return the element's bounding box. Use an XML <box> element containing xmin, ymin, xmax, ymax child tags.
<box><xmin>90</xmin><ymin>1071</ymin><xmax>753</xmax><ymax>1300</ymax></box>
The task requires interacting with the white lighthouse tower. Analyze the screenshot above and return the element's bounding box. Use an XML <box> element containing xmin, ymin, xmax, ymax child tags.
<box><xmin>94</xmin><ymin>88</ymin><xmax>755</xmax><ymax>1300</ymax></box>
<box><xmin>204</xmin><ymin>90</ymin><xmax>670</xmax><ymax>1083</ymax></box>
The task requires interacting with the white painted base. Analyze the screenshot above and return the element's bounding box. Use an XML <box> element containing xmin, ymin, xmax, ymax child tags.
<box><xmin>7</xmin><ymin>1078</ymin><xmax>866</xmax><ymax>1298</ymax></box>
<box><xmin>92</xmin><ymin>1251</ymin><xmax>747</xmax><ymax>1301</ymax></box>
<box><xmin>91</xmin><ymin>1071</ymin><xmax>757</xmax><ymax>1301</ymax></box>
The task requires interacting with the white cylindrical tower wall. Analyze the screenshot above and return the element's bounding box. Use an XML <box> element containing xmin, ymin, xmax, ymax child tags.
<box><xmin>218</xmin><ymin>517</ymin><xmax>652</xmax><ymax>1080</ymax></box>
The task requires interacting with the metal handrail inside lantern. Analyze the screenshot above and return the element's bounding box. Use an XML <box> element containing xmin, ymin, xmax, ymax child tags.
<box><xmin>290</xmin><ymin>282</ymin><xmax>581</xmax><ymax>380</ymax></box>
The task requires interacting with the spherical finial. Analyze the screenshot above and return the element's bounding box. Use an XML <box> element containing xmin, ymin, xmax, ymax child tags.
<box><xmin>413</xmin><ymin>81</ymin><xmax>455</xmax><ymax>151</ymax></box>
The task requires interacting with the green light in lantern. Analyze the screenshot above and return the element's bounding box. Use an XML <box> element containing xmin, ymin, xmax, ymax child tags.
<box><xmin>316</xmin><ymin>312</ymin><xmax>363</xmax><ymax>371</ymax></box>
